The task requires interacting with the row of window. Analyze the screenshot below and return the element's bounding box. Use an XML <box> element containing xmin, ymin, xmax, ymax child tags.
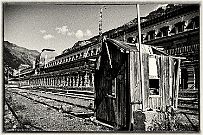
<box><xmin>127</xmin><ymin>16</ymin><xmax>199</xmax><ymax>43</ymax></box>
<box><xmin>144</xmin><ymin>16</ymin><xmax>199</xmax><ymax>42</ymax></box>
<box><xmin>45</xmin><ymin>48</ymin><xmax>100</xmax><ymax>68</ymax></box>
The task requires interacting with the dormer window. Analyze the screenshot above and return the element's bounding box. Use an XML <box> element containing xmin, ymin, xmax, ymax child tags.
<box><xmin>161</xmin><ymin>26</ymin><xmax>169</xmax><ymax>37</ymax></box>
<box><xmin>74</xmin><ymin>55</ymin><xmax>77</xmax><ymax>60</ymax></box>
<box><xmin>186</xmin><ymin>16</ymin><xmax>199</xmax><ymax>30</ymax></box>
<box><xmin>93</xmin><ymin>49</ymin><xmax>97</xmax><ymax>55</ymax></box>
<box><xmin>77</xmin><ymin>54</ymin><xmax>80</xmax><ymax>59</ymax></box>
<box><xmin>156</xmin><ymin>26</ymin><xmax>169</xmax><ymax>38</ymax></box>
<box><xmin>170</xmin><ymin>21</ymin><xmax>185</xmax><ymax>34</ymax></box>
<box><xmin>81</xmin><ymin>52</ymin><xmax>84</xmax><ymax>58</ymax></box>
<box><xmin>87</xmin><ymin>50</ymin><xmax>92</xmax><ymax>57</ymax></box>
<box><xmin>127</xmin><ymin>37</ymin><xmax>136</xmax><ymax>43</ymax></box>
<box><xmin>176</xmin><ymin>22</ymin><xmax>185</xmax><ymax>33</ymax></box>
<box><xmin>145</xmin><ymin>30</ymin><xmax>155</xmax><ymax>41</ymax></box>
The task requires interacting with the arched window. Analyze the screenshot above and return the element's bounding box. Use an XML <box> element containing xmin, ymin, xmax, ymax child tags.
<box><xmin>81</xmin><ymin>52</ymin><xmax>84</xmax><ymax>58</ymax></box>
<box><xmin>93</xmin><ymin>48</ymin><xmax>97</xmax><ymax>55</ymax></box>
<box><xmin>88</xmin><ymin>50</ymin><xmax>92</xmax><ymax>56</ymax></box>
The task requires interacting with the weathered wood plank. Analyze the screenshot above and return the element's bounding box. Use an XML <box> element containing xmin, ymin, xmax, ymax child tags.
<box><xmin>160</xmin><ymin>55</ymin><xmax>166</xmax><ymax>111</ymax></box>
<box><xmin>143</xmin><ymin>53</ymin><xmax>149</xmax><ymax>109</ymax></box>
<box><xmin>175</xmin><ymin>59</ymin><xmax>181</xmax><ymax>108</ymax></box>
<box><xmin>165</xmin><ymin>56</ymin><xmax>170</xmax><ymax>106</ymax></box>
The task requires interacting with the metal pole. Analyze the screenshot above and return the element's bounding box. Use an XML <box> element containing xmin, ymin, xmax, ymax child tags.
<box><xmin>7</xmin><ymin>68</ymin><xmax>9</xmax><ymax>84</ymax></box>
<box><xmin>18</xmin><ymin>68</ymin><xmax>20</xmax><ymax>87</ymax></box>
<box><xmin>99</xmin><ymin>7</ymin><xmax>103</xmax><ymax>38</ymax></box>
<box><xmin>136</xmin><ymin>4</ymin><xmax>145</xmax><ymax>111</ymax></box>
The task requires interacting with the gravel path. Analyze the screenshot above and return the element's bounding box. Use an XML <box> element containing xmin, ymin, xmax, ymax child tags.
<box><xmin>4</xmin><ymin>88</ymin><xmax>112</xmax><ymax>132</ymax></box>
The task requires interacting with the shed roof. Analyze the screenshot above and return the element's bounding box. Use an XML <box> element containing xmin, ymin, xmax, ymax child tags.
<box><xmin>106</xmin><ymin>38</ymin><xmax>167</xmax><ymax>55</ymax></box>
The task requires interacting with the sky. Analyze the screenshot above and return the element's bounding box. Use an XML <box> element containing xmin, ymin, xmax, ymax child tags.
<box><xmin>4</xmin><ymin>3</ymin><xmax>166</xmax><ymax>55</ymax></box>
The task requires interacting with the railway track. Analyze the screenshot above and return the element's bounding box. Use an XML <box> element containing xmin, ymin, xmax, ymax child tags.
<box><xmin>18</xmin><ymin>87</ymin><xmax>94</xmax><ymax>101</ymax></box>
<box><xmin>5</xmin><ymin>87</ymin><xmax>113</xmax><ymax>131</ymax></box>
<box><xmin>5</xmin><ymin>100</ymin><xmax>45</xmax><ymax>131</ymax></box>
<box><xmin>11</xmin><ymin>87</ymin><xmax>199</xmax><ymax>116</ymax></box>
<box><xmin>7</xmin><ymin>88</ymin><xmax>94</xmax><ymax>118</ymax></box>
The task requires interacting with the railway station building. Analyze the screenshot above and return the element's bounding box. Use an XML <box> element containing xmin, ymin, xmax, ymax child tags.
<box><xmin>19</xmin><ymin>4</ymin><xmax>199</xmax><ymax>98</ymax></box>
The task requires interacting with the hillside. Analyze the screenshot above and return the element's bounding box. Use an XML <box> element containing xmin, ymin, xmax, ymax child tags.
<box><xmin>3</xmin><ymin>41</ymin><xmax>40</xmax><ymax>69</ymax></box>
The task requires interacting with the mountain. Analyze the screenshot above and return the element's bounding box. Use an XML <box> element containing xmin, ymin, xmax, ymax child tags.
<box><xmin>3</xmin><ymin>41</ymin><xmax>40</xmax><ymax>70</ymax></box>
<box><xmin>146</xmin><ymin>4</ymin><xmax>183</xmax><ymax>20</ymax></box>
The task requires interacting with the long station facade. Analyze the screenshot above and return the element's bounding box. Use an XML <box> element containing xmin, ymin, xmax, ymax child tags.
<box><xmin>19</xmin><ymin>4</ymin><xmax>200</xmax><ymax>94</ymax></box>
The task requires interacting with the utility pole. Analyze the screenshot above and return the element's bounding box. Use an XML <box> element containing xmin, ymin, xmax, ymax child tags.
<box><xmin>136</xmin><ymin>4</ymin><xmax>145</xmax><ymax>111</ymax></box>
<box><xmin>7</xmin><ymin>68</ymin><xmax>9</xmax><ymax>84</ymax></box>
<box><xmin>99</xmin><ymin>7</ymin><xmax>103</xmax><ymax>39</ymax></box>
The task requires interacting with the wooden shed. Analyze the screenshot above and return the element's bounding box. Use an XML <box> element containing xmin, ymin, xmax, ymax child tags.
<box><xmin>94</xmin><ymin>38</ymin><xmax>181</xmax><ymax>130</ymax></box>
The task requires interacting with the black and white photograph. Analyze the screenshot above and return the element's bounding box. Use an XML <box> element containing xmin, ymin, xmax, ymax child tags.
<box><xmin>3</xmin><ymin>2</ymin><xmax>200</xmax><ymax>132</ymax></box>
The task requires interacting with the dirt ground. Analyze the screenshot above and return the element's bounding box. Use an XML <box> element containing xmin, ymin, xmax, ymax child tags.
<box><xmin>4</xmin><ymin>90</ymin><xmax>112</xmax><ymax>132</ymax></box>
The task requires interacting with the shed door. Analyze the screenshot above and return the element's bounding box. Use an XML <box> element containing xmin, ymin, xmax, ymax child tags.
<box><xmin>95</xmin><ymin>56</ymin><xmax>116</xmax><ymax>126</ymax></box>
<box><xmin>95</xmin><ymin>41</ymin><xmax>130</xmax><ymax>128</ymax></box>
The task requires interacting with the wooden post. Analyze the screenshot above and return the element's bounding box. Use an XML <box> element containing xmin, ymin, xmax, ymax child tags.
<box><xmin>175</xmin><ymin>59</ymin><xmax>181</xmax><ymax>109</ymax></box>
<box><xmin>169</xmin><ymin>57</ymin><xmax>173</xmax><ymax>106</ymax></box>
<box><xmin>136</xmin><ymin>4</ymin><xmax>145</xmax><ymax>111</ymax></box>
<box><xmin>129</xmin><ymin>51</ymin><xmax>135</xmax><ymax>125</ymax></box>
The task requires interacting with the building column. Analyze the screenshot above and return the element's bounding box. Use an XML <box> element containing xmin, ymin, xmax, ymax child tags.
<box><xmin>75</xmin><ymin>76</ymin><xmax>78</xmax><ymax>87</ymax></box>
<box><xmin>54</xmin><ymin>77</ymin><xmax>56</xmax><ymax>87</ymax></box>
<box><xmin>50</xmin><ymin>77</ymin><xmax>52</xmax><ymax>86</ymax></box>
<box><xmin>57</xmin><ymin>75</ymin><xmax>61</xmax><ymax>87</ymax></box>
<box><xmin>78</xmin><ymin>74</ymin><xmax>81</xmax><ymax>87</ymax></box>
<box><xmin>91</xmin><ymin>73</ymin><xmax>95</xmax><ymax>87</ymax></box>
<box><xmin>66</xmin><ymin>76</ymin><xmax>69</xmax><ymax>86</ymax></box>
<box><xmin>84</xmin><ymin>71</ymin><xmax>90</xmax><ymax>87</ymax></box>
<box><xmin>62</xmin><ymin>76</ymin><xmax>65</xmax><ymax>87</ymax></box>
<box><xmin>68</xmin><ymin>76</ymin><xmax>71</xmax><ymax>86</ymax></box>
<box><xmin>72</xmin><ymin>76</ymin><xmax>75</xmax><ymax>87</ymax></box>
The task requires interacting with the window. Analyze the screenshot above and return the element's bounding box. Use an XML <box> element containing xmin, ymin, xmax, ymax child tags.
<box><xmin>149</xmin><ymin>55</ymin><xmax>160</xmax><ymax>96</ymax></box>
<box><xmin>193</xmin><ymin>16</ymin><xmax>199</xmax><ymax>29</ymax></box>
<box><xmin>175</xmin><ymin>21</ymin><xmax>185</xmax><ymax>33</ymax></box>
<box><xmin>127</xmin><ymin>37</ymin><xmax>136</xmax><ymax>43</ymax></box>
<box><xmin>148</xmin><ymin>30</ymin><xmax>155</xmax><ymax>40</ymax></box>
<box><xmin>88</xmin><ymin>50</ymin><xmax>92</xmax><ymax>57</ymax></box>
<box><xmin>74</xmin><ymin>55</ymin><xmax>77</xmax><ymax>60</ymax></box>
<box><xmin>77</xmin><ymin>54</ymin><xmax>80</xmax><ymax>59</ymax></box>
<box><xmin>93</xmin><ymin>49</ymin><xmax>97</xmax><ymax>55</ymax></box>
<box><xmin>81</xmin><ymin>52</ymin><xmax>84</xmax><ymax>58</ymax></box>
<box><xmin>160</xmin><ymin>26</ymin><xmax>169</xmax><ymax>37</ymax></box>
<box><xmin>145</xmin><ymin>30</ymin><xmax>155</xmax><ymax>41</ymax></box>
<box><xmin>149</xmin><ymin>79</ymin><xmax>159</xmax><ymax>95</ymax></box>
<box><xmin>186</xmin><ymin>16</ymin><xmax>199</xmax><ymax>30</ymax></box>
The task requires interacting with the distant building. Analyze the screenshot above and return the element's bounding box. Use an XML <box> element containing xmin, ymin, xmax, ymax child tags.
<box><xmin>19</xmin><ymin>4</ymin><xmax>199</xmax><ymax>93</ymax></box>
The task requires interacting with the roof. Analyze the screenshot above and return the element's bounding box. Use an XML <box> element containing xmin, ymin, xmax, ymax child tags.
<box><xmin>106</xmin><ymin>38</ymin><xmax>167</xmax><ymax>55</ymax></box>
<box><xmin>107</xmin><ymin>38</ymin><xmax>138</xmax><ymax>51</ymax></box>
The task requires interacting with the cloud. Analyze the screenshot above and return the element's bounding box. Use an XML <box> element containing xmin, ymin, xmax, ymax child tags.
<box><xmin>84</xmin><ymin>29</ymin><xmax>92</xmax><ymax>37</ymax></box>
<box><xmin>56</xmin><ymin>26</ymin><xmax>73</xmax><ymax>35</ymax></box>
<box><xmin>67</xmin><ymin>31</ymin><xmax>75</xmax><ymax>36</ymax></box>
<box><xmin>56</xmin><ymin>26</ymin><xmax>92</xmax><ymax>39</ymax></box>
<box><xmin>40</xmin><ymin>30</ymin><xmax>46</xmax><ymax>34</ymax></box>
<box><xmin>75</xmin><ymin>30</ymin><xmax>84</xmax><ymax>39</ymax></box>
<box><xmin>43</xmin><ymin>34</ymin><xmax>54</xmax><ymax>40</ymax></box>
